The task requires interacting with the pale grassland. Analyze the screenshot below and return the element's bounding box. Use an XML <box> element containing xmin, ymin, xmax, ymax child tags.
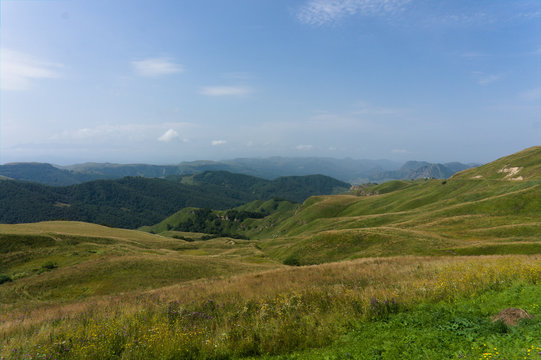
<box><xmin>0</xmin><ymin>221</ymin><xmax>182</xmax><ymax>249</ymax></box>
<box><xmin>1</xmin><ymin>254</ymin><xmax>539</xmax><ymax>359</ymax></box>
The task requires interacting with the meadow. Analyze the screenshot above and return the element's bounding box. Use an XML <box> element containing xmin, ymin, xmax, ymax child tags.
<box><xmin>1</xmin><ymin>146</ymin><xmax>540</xmax><ymax>359</ymax></box>
<box><xmin>1</xmin><ymin>253</ymin><xmax>540</xmax><ymax>359</ymax></box>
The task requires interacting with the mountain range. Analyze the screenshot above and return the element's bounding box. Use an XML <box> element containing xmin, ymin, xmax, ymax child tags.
<box><xmin>0</xmin><ymin>157</ymin><xmax>476</xmax><ymax>186</ymax></box>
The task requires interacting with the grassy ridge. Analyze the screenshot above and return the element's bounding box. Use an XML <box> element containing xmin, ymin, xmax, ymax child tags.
<box><xmin>251</xmin><ymin>177</ymin><xmax>540</xmax><ymax>264</ymax></box>
<box><xmin>0</xmin><ymin>222</ymin><xmax>278</xmax><ymax>305</ymax></box>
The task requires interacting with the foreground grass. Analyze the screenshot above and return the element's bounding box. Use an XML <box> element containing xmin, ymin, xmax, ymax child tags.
<box><xmin>1</xmin><ymin>255</ymin><xmax>539</xmax><ymax>359</ymax></box>
<box><xmin>264</xmin><ymin>284</ymin><xmax>541</xmax><ymax>360</ymax></box>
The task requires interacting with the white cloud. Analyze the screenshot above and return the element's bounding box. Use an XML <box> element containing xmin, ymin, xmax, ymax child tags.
<box><xmin>132</xmin><ymin>57</ymin><xmax>183</xmax><ymax>77</ymax></box>
<box><xmin>392</xmin><ymin>148</ymin><xmax>408</xmax><ymax>154</ymax></box>
<box><xmin>211</xmin><ymin>140</ymin><xmax>227</xmax><ymax>146</ymax></box>
<box><xmin>158</xmin><ymin>129</ymin><xmax>180</xmax><ymax>142</ymax></box>
<box><xmin>297</xmin><ymin>0</ymin><xmax>410</xmax><ymax>25</ymax></box>
<box><xmin>1</xmin><ymin>49</ymin><xmax>62</xmax><ymax>91</ymax></box>
<box><xmin>473</xmin><ymin>72</ymin><xmax>501</xmax><ymax>85</ymax></box>
<box><xmin>50</xmin><ymin>122</ymin><xmax>196</xmax><ymax>144</ymax></box>
<box><xmin>296</xmin><ymin>144</ymin><xmax>313</xmax><ymax>150</ymax></box>
<box><xmin>199</xmin><ymin>85</ymin><xmax>253</xmax><ymax>96</ymax></box>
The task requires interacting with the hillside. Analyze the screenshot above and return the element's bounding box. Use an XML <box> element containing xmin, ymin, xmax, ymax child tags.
<box><xmin>248</xmin><ymin>147</ymin><xmax>541</xmax><ymax>264</ymax></box>
<box><xmin>451</xmin><ymin>146</ymin><xmax>541</xmax><ymax>181</ymax></box>
<box><xmin>174</xmin><ymin>171</ymin><xmax>349</xmax><ymax>203</ymax></box>
<box><xmin>0</xmin><ymin>171</ymin><xmax>349</xmax><ymax>228</ymax></box>
<box><xmin>142</xmin><ymin>198</ymin><xmax>298</xmax><ymax>237</ymax></box>
<box><xmin>0</xmin><ymin>221</ymin><xmax>277</xmax><ymax>304</ymax></box>
<box><xmin>142</xmin><ymin>147</ymin><xmax>541</xmax><ymax>265</ymax></box>
<box><xmin>1</xmin><ymin>147</ymin><xmax>540</xmax><ymax>360</ymax></box>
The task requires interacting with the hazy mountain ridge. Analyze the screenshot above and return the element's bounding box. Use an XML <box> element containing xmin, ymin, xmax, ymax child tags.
<box><xmin>369</xmin><ymin>161</ymin><xmax>476</xmax><ymax>182</ymax></box>
<box><xmin>0</xmin><ymin>157</ymin><xmax>476</xmax><ymax>186</ymax></box>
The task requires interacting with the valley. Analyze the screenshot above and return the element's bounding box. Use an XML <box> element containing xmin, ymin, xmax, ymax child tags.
<box><xmin>0</xmin><ymin>146</ymin><xmax>540</xmax><ymax>359</ymax></box>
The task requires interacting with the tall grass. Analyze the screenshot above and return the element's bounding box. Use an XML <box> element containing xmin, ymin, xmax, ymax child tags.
<box><xmin>2</xmin><ymin>255</ymin><xmax>539</xmax><ymax>359</ymax></box>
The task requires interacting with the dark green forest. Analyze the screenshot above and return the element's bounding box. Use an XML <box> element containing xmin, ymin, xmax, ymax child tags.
<box><xmin>0</xmin><ymin>171</ymin><xmax>349</xmax><ymax>228</ymax></box>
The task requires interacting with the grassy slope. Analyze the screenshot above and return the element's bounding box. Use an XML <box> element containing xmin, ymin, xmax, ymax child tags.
<box><xmin>247</xmin><ymin>146</ymin><xmax>541</xmax><ymax>264</ymax></box>
<box><xmin>2</xmin><ymin>255</ymin><xmax>539</xmax><ymax>359</ymax></box>
<box><xmin>138</xmin><ymin>146</ymin><xmax>540</xmax><ymax>265</ymax></box>
<box><xmin>0</xmin><ymin>146</ymin><xmax>540</xmax><ymax>359</ymax></box>
<box><xmin>142</xmin><ymin>198</ymin><xmax>299</xmax><ymax>236</ymax></box>
<box><xmin>0</xmin><ymin>221</ymin><xmax>279</xmax><ymax>305</ymax></box>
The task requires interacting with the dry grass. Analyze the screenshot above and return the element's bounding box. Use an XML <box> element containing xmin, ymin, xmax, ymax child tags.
<box><xmin>2</xmin><ymin>254</ymin><xmax>539</xmax><ymax>338</ymax></box>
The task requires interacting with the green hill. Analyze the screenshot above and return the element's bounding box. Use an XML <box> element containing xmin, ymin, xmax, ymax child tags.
<box><xmin>143</xmin><ymin>198</ymin><xmax>298</xmax><ymax>237</ymax></box>
<box><xmin>451</xmin><ymin>146</ymin><xmax>541</xmax><ymax>181</ymax></box>
<box><xmin>0</xmin><ymin>172</ymin><xmax>349</xmax><ymax>228</ymax></box>
<box><xmin>1</xmin><ymin>147</ymin><xmax>540</xmax><ymax>360</ymax></box>
<box><xmin>175</xmin><ymin>171</ymin><xmax>350</xmax><ymax>202</ymax></box>
<box><xmin>0</xmin><ymin>221</ymin><xmax>277</xmax><ymax>304</ymax></box>
<box><xmin>158</xmin><ymin>147</ymin><xmax>538</xmax><ymax>264</ymax></box>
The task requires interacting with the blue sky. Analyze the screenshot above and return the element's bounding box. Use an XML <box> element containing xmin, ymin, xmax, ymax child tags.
<box><xmin>1</xmin><ymin>0</ymin><xmax>539</xmax><ymax>165</ymax></box>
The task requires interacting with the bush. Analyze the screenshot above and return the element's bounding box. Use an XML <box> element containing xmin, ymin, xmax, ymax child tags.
<box><xmin>283</xmin><ymin>255</ymin><xmax>301</xmax><ymax>266</ymax></box>
<box><xmin>0</xmin><ymin>274</ymin><xmax>13</xmax><ymax>284</ymax></box>
<box><xmin>41</xmin><ymin>261</ymin><xmax>58</xmax><ymax>271</ymax></box>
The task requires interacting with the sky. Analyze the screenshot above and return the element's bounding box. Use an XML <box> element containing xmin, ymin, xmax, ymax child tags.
<box><xmin>1</xmin><ymin>0</ymin><xmax>540</xmax><ymax>165</ymax></box>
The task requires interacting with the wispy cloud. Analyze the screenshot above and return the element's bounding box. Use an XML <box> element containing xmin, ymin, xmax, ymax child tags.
<box><xmin>460</xmin><ymin>51</ymin><xmax>489</xmax><ymax>59</ymax></box>
<box><xmin>296</xmin><ymin>144</ymin><xmax>313</xmax><ymax>151</ymax></box>
<box><xmin>473</xmin><ymin>72</ymin><xmax>502</xmax><ymax>86</ymax></box>
<box><xmin>132</xmin><ymin>57</ymin><xmax>183</xmax><ymax>77</ymax></box>
<box><xmin>50</xmin><ymin>122</ymin><xmax>196</xmax><ymax>143</ymax></box>
<box><xmin>0</xmin><ymin>49</ymin><xmax>62</xmax><ymax>91</ymax></box>
<box><xmin>352</xmin><ymin>101</ymin><xmax>401</xmax><ymax>115</ymax></box>
<box><xmin>158</xmin><ymin>129</ymin><xmax>180</xmax><ymax>142</ymax></box>
<box><xmin>211</xmin><ymin>140</ymin><xmax>227</xmax><ymax>146</ymax></box>
<box><xmin>199</xmin><ymin>85</ymin><xmax>253</xmax><ymax>96</ymax></box>
<box><xmin>519</xmin><ymin>88</ymin><xmax>541</xmax><ymax>101</ymax></box>
<box><xmin>392</xmin><ymin>148</ymin><xmax>408</xmax><ymax>154</ymax></box>
<box><xmin>297</xmin><ymin>0</ymin><xmax>410</xmax><ymax>25</ymax></box>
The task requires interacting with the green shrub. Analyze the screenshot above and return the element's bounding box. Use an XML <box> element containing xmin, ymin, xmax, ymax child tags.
<box><xmin>41</xmin><ymin>261</ymin><xmax>58</xmax><ymax>271</ymax></box>
<box><xmin>0</xmin><ymin>274</ymin><xmax>13</xmax><ymax>284</ymax></box>
<box><xmin>283</xmin><ymin>255</ymin><xmax>301</xmax><ymax>266</ymax></box>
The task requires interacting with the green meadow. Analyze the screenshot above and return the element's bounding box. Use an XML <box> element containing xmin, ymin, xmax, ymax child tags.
<box><xmin>1</xmin><ymin>146</ymin><xmax>540</xmax><ymax>359</ymax></box>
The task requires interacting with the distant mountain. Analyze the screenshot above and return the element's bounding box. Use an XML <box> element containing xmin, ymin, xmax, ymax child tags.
<box><xmin>0</xmin><ymin>157</ymin><xmax>476</xmax><ymax>186</ymax></box>
<box><xmin>368</xmin><ymin>161</ymin><xmax>475</xmax><ymax>182</ymax></box>
<box><xmin>0</xmin><ymin>171</ymin><xmax>350</xmax><ymax>228</ymax></box>
<box><xmin>61</xmin><ymin>162</ymin><xmax>180</xmax><ymax>179</ymax></box>
<box><xmin>201</xmin><ymin>157</ymin><xmax>401</xmax><ymax>183</ymax></box>
<box><xmin>0</xmin><ymin>163</ymin><xmax>91</xmax><ymax>186</ymax></box>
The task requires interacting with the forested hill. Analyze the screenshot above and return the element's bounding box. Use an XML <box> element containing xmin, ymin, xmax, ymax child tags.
<box><xmin>0</xmin><ymin>171</ymin><xmax>350</xmax><ymax>228</ymax></box>
<box><xmin>172</xmin><ymin>171</ymin><xmax>349</xmax><ymax>203</ymax></box>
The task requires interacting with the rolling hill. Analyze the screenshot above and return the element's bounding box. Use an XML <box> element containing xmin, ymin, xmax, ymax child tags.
<box><xmin>143</xmin><ymin>146</ymin><xmax>541</xmax><ymax>265</ymax></box>
<box><xmin>0</xmin><ymin>171</ymin><xmax>350</xmax><ymax>228</ymax></box>
<box><xmin>0</xmin><ymin>147</ymin><xmax>540</xmax><ymax>360</ymax></box>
